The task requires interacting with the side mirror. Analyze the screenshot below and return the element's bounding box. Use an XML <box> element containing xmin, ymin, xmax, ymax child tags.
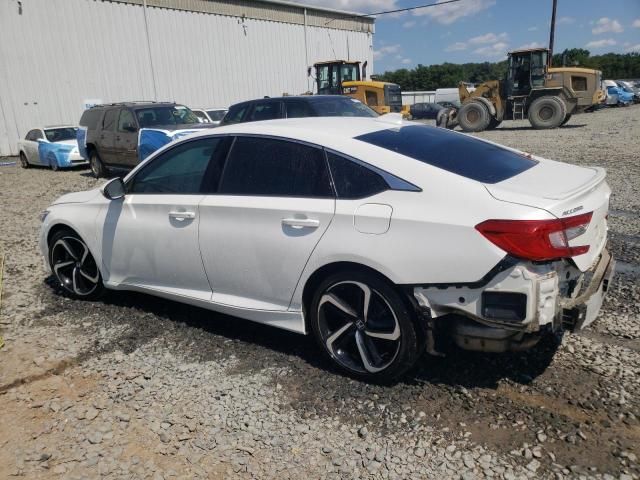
<box><xmin>102</xmin><ymin>177</ymin><xmax>125</xmax><ymax>200</ymax></box>
<box><xmin>123</xmin><ymin>122</ymin><xmax>137</xmax><ymax>132</ymax></box>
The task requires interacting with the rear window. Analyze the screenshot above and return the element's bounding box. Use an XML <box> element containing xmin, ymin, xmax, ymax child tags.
<box><xmin>79</xmin><ymin>109</ymin><xmax>102</xmax><ymax>129</ymax></box>
<box><xmin>355</xmin><ymin>125</ymin><xmax>537</xmax><ymax>184</ymax></box>
<box><xmin>309</xmin><ymin>98</ymin><xmax>378</xmax><ymax>117</ymax></box>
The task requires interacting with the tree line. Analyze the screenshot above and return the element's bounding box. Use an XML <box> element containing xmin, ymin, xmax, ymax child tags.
<box><xmin>376</xmin><ymin>49</ymin><xmax>640</xmax><ymax>91</ymax></box>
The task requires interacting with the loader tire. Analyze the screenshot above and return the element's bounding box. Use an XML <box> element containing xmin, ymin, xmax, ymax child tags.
<box><xmin>560</xmin><ymin>113</ymin><xmax>572</xmax><ymax>126</ymax></box>
<box><xmin>528</xmin><ymin>96</ymin><xmax>566</xmax><ymax>129</ymax></box>
<box><xmin>487</xmin><ymin>117</ymin><xmax>502</xmax><ymax>130</ymax></box>
<box><xmin>457</xmin><ymin>101</ymin><xmax>491</xmax><ymax>132</ymax></box>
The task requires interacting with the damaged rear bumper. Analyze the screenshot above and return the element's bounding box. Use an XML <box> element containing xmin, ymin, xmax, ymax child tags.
<box><xmin>412</xmin><ymin>249</ymin><xmax>614</xmax><ymax>352</ymax></box>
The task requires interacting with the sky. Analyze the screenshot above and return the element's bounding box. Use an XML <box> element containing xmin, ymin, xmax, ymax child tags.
<box><xmin>301</xmin><ymin>0</ymin><xmax>640</xmax><ymax>73</ymax></box>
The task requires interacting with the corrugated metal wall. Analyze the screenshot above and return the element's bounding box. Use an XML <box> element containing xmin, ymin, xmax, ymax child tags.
<box><xmin>0</xmin><ymin>0</ymin><xmax>374</xmax><ymax>156</ymax></box>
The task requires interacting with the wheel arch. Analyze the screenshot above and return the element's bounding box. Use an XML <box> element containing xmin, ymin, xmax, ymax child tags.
<box><xmin>46</xmin><ymin>222</ymin><xmax>105</xmax><ymax>279</ymax></box>
<box><xmin>301</xmin><ymin>261</ymin><xmax>418</xmax><ymax>333</ymax></box>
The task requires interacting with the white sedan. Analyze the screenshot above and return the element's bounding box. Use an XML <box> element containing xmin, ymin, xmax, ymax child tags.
<box><xmin>39</xmin><ymin>116</ymin><xmax>614</xmax><ymax>381</ymax></box>
<box><xmin>18</xmin><ymin>125</ymin><xmax>87</xmax><ymax>170</ymax></box>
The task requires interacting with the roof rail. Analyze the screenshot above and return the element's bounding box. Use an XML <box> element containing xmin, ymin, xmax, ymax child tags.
<box><xmin>88</xmin><ymin>100</ymin><xmax>173</xmax><ymax>108</ymax></box>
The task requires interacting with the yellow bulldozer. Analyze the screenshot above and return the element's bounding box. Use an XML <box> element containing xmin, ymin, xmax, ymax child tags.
<box><xmin>311</xmin><ymin>60</ymin><xmax>409</xmax><ymax>115</ymax></box>
<box><xmin>455</xmin><ymin>47</ymin><xmax>604</xmax><ymax>132</ymax></box>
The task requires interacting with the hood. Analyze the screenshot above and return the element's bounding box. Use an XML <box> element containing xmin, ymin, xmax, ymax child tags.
<box><xmin>52</xmin><ymin>188</ymin><xmax>101</xmax><ymax>206</ymax></box>
<box><xmin>54</xmin><ymin>139</ymin><xmax>79</xmax><ymax>147</ymax></box>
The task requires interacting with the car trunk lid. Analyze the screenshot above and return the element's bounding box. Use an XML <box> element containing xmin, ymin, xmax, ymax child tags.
<box><xmin>484</xmin><ymin>158</ymin><xmax>610</xmax><ymax>271</ymax></box>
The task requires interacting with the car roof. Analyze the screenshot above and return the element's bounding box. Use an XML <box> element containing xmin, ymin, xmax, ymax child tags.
<box><xmin>185</xmin><ymin>116</ymin><xmax>401</xmax><ymax>148</ymax></box>
<box><xmin>43</xmin><ymin>125</ymin><xmax>77</xmax><ymax>129</ymax></box>
<box><xmin>229</xmin><ymin>95</ymin><xmax>360</xmax><ymax>108</ymax></box>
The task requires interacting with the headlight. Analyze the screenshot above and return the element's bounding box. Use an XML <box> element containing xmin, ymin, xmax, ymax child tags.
<box><xmin>39</xmin><ymin>210</ymin><xmax>50</xmax><ymax>223</ymax></box>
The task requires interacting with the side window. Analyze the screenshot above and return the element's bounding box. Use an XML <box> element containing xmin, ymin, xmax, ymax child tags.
<box><xmin>128</xmin><ymin>138</ymin><xmax>220</xmax><ymax>194</ymax></box>
<box><xmin>117</xmin><ymin>109</ymin><xmax>136</xmax><ymax>132</ymax></box>
<box><xmin>326</xmin><ymin>152</ymin><xmax>389</xmax><ymax>199</ymax></box>
<box><xmin>247</xmin><ymin>102</ymin><xmax>282</xmax><ymax>122</ymax></box>
<box><xmin>571</xmin><ymin>76</ymin><xmax>587</xmax><ymax>92</ymax></box>
<box><xmin>80</xmin><ymin>109</ymin><xmax>101</xmax><ymax>129</ymax></box>
<box><xmin>223</xmin><ymin>104</ymin><xmax>248</xmax><ymax>124</ymax></box>
<box><xmin>365</xmin><ymin>90</ymin><xmax>379</xmax><ymax>106</ymax></box>
<box><xmin>26</xmin><ymin>129</ymin><xmax>42</xmax><ymax>141</ymax></box>
<box><xmin>219</xmin><ymin>136</ymin><xmax>333</xmax><ymax>198</ymax></box>
<box><xmin>285</xmin><ymin>101</ymin><xmax>314</xmax><ymax>118</ymax></box>
<box><xmin>102</xmin><ymin>109</ymin><xmax>118</xmax><ymax>131</ymax></box>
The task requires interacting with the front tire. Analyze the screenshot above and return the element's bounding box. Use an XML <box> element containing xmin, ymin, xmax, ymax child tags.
<box><xmin>528</xmin><ymin>96</ymin><xmax>567</xmax><ymax>129</ymax></box>
<box><xmin>309</xmin><ymin>270</ymin><xmax>420</xmax><ymax>382</ymax></box>
<box><xmin>49</xmin><ymin>230</ymin><xmax>104</xmax><ymax>300</ymax></box>
<box><xmin>89</xmin><ymin>150</ymin><xmax>106</xmax><ymax>178</ymax></box>
<box><xmin>48</xmin><ymin>153</ymin><xmax>59</xmax><ymax>171</ymax></box>
<box><xmin>457</xmin><ymin>101</ymin><xmax>491</xmax><ymax>132</ymax></box>
<box><xmin>19</xmin><ymin>152</ymin><xmax>30</xmax><ymax>168</ymax></box>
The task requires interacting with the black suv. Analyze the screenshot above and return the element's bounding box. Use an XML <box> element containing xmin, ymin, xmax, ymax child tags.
<box><xmin>79</xmin><ymin>102</ymin><xmax>213</xmax><ymax>177</ymax></box>
<box><xmin>221</xmin><ymin>95</ymin><xmax>378</xmax><ymax>126</ymax></box>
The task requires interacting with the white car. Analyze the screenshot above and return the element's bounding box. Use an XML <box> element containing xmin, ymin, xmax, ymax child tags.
<box><xmin>39</xmin><ymin>116</ymin><xmax>614</xmax><ymax>381</ymax></box>
<box><xmin>18</xmin><ymin>125</ymin><xmax>87</xmax><ymax>170</ymax></box>
<box><xmin>191</xmin><ymin>108</ymin><xmax>228</xmax><ymax>125</ymax></box>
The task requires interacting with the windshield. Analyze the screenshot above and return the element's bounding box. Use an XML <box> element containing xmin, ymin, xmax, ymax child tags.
<box><xmin>44</xmin><ymin>127</ymin><xmax>78</xmax><ymax>143</ymax></box>
<box><xmin>310</xmin><ymin>98</ymin><xmax>378</xmax><ymax>117</ymax></box>
<box><xmin>135</xmin><ymin>105</ymin><xmax>200</xmax><ymax>127</ymax></box>
<box><xmin>340</xmin><ymin>64</ymin><xmax>359</xmax><ymax>82</ymax></box>
<box><xmin>206</xmin><ymin>109</ymin><xmax>227</xmax><ymax>121</ymax></box>
<box><xmin>355</xmin><ymin>125</ymin><xmax>537</xmax><ymax>184</ymax></box>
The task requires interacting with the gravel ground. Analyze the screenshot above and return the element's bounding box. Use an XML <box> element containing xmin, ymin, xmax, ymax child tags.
<box><xmin>0</xmin><ymin>105</ymin><xmax>639</xmax><ymax>480</ymax></box>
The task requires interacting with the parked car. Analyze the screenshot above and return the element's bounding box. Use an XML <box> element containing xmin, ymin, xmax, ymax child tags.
<box><xmin>40</xmin><ymin>117</ymin><xmax>614</xmax><ymax>382</ymax></box>
<box><xmin>18</xmin><ymin>125</ymin><xmax>87</xmax><ymax>171</ymax></box>
<box><xmin>220</xmin><ymin>95</ymin><xmax>377</xmax><ymax>125</ymax></box>
<box><xmin>409</xmin><ymin>102</ymin><xmax>444</xmax><ymax>119</ymax></box>
<box><xmin>192</xmin><ymin>108</ymin><xmax>228</xmax><ymax>125</ymax></box>
<box><xmin>78</xmin><ymin>101</ymin><xmax>217</xmax><ymax>178</ymax></box>
<box><xmin>614</xmin><ymin>81</ymin><xmax>640</xmax><ymax>104</ymax></box>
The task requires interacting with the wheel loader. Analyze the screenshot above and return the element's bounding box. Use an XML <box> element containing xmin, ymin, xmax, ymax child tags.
<box><xmin>455</xmin><ymin>48</ymin><xmax>604</xmax><ymax>132</ymax></box>
<box><xmin>311</xmin><ymin>60</ymin><xmax>409</xmax><ymax>116</ymax></box>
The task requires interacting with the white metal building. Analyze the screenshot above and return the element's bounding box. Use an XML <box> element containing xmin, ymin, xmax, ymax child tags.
<box><xmin>0</xmin><ymin>0</ymin><xmax>375</xmax><ymax>156</ymax></box>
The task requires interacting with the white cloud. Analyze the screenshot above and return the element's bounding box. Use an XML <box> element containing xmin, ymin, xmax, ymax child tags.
<box><xmin>592</xmin><ymin>17</ymin><xmax>624</xmax><ymax>34</ymax></box>
<box><xmin>558</xmin><ymin>16</ymin><xmax>575</xmax><ymax>25</ymax></box>
<box><xmin>412</xmin><ymin>0</ymin><xmax>495</xmax><ymax>25</ymax></box>
<box><xmin>517</xmin><ymin>42</ymin><xmax>544</xmax><ymax>50</ymax></box>
<box><xmin>625</xmin><ymin>44</ymin><xmax>640</xmax><ymax>52</ymax></box>
<box><xmin>373</xmin><ymin>44</ymin><xmax>400</xmax><ymax>60</ymax></box>
<box><xmin>402</xmin><ymin>20</ymin><xmax>416</xmax><ymax>29</ymax></box>
<box><xmin>473</xmin><ymin>42</ymin><xmax>509</xmax><ymax>58</ymax></box>
<box><xmin>468</xmin><ymin>32</ymin><xmax>508</xmax><ymax>45</ymax></box>
<box><xmin>445</xmin><ymin>42</ymin><xmax>467</xmax><ymax>52</ymax></box>
<box><xmin>632</xmin><ymin>19</ymin><xmax>640</xmax><ymax>28</ymax></box>
<box><xmin>585</xmin><ymin>38</ymin><xmax>617</xmax><ymax>49</ymax></box>
<box><xmin>401</xmin><ymin>58</ymin><xmax>412</xmax><ymax>65</ymax></box>
<box><xmin>528</xmin><ymin>26</ymin><xmax>538</xmax><ymax>31</ymax></box>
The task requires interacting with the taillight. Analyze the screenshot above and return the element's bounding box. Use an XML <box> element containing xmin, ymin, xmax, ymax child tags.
<box><xmin>475</xmin><ymin>212</ymin><xmax>593</xmax><ymax>261</ymax></box>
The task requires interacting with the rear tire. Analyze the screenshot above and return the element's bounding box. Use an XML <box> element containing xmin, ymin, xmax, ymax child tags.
<box><xmin>309</xmin><ymin>270</ymin><xmax>420</xmax><ymax>383</ymax></box>
<box><xmin>457</xmin><ymin>101</ymin><xmax>491</xmax><ymax>132</ymax></box>
<box><xmin>528</xmin><ymin>96</ymin><xmax>567</xmax><ymax>129</ymax></box>
<box><xmin>19</xmin><ymin>152</ymin><xmax>30</xmax><ymax>168</ymax></box>
<box><xmin>89</xmin><ymin>150</ymin><xmax>106</xmax><ymax>178</ymax></box>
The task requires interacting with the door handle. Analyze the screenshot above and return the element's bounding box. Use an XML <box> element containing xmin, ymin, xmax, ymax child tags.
<box><xmin>282</xmin><ymin>218</ymin><xmax>320</xmax><ymax>229</ymax></box>
<box><xmin>169</xmin><ymin>211</ymin><xmax>196</xmax><ymax>220</ymax></box>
